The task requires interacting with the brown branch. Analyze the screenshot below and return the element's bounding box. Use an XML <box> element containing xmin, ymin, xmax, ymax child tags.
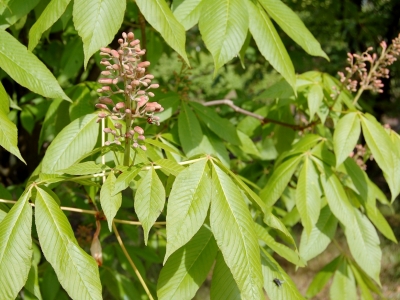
<box><xmin>203</xmin><ymin>99</ymin><xmax>319</xmax><ymax>130</ymax></box>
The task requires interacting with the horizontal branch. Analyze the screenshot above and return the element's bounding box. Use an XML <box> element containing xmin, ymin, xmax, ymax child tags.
<box><xmin>203</xmin><ymin>99</ymin><xmax>319</xmax><ymax>130</ymax></box>
<box><xmin>0</xmin><ymin>199</ymin><xmax>166</xmax><ymax>226</ymax></box>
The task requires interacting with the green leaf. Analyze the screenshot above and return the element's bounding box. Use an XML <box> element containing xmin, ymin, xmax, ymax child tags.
<box><xmin>135</xmin><ymin>167</ymin><xmax>166</xmax><ymax>245</ymax></box>
<box><xmin>157</xmin><ymin>225</ymin><xmax>218</xmax><ymax>300</ymax></box>
<box><xmin>0</xmin><ymin>109</ymin><xmax>26</xmax><ymax>163</ymax></box>
<box><xmin>173</xmin><ymin>0</ymin><xmax>203</xmax><ymax>30</ymax></box>
<box><xmin>306</xmin><ymin>256</ymin><xmax>341</xmax><ymax>298</ymax></box>
<box><xmin>260</xmin><ymin>154</ymin><xmax>302</xmax><ymax>208</ymax></box>
<box><xmin>100</xmin><ymin>172</ymin><xmax>122</xmax><ymax>231</ymax></box>
<box><xmin>237</xmin><ymin>130</ymin><xmax>261</xmax><ymax>157</ymax></box>
<box><xmin>73</xmin><ymin>0</ymin><xmax>126</xmax><ymax>67</ymax></box>
<box><xmin>190</xmin><ymin>102</ymin><xmax>240</xmax><ymax>145</ymax></box>
<box><xmin>154</xmin><ymin>158</ymin><xmax>185</xmax><ymax>176</ymax></box>
<box><xmin>247</xmin><ymin>1</ymin><xmax>296</xmax><ymax>90</ymax></box>
<box><xmin>28</xmin><ymin>0</ymin><xmax>72</xmax><ymax>51</ymax></box>
<box><xmin>199</xmin><ymin>0</ymin><xmax>248</xmax><ymax>73</ymax></box>
<box><xmin>344</xmin><ymin>209</ymin><xmax>381</xmax><ymax>285</ymax></box>
<box><xmin>113</xmin><ymin>166</ymin><xmax>141</xmax><ymax>194</ymax></box>
<box><xmin>299</xmin><ymin>205</ymin><xmax>337</xmax><ymax>261</ymax></box>
<box><xmin>361</xmin><ymin>114</ymin><xmax>400</xmax><ymax>200</ymax></box>
<box><xmin>333</xmin><ymin>112</ymin><xmax>361</xmax><ymax>167</ymax></box>
<box><xmin>330</xmin><ymin>260</ymin><xmax>357</xmax><ymax>300</ymax></box>
<box><xmin>261</xmin><ymin>248</ymin><xmax>305</xmax><ymax>300</ymax></box>
<box><xmin>42</xmin><ymin>114</ymin><xmax>99</xmax><ymax>174</ymax></box>
<box><xmin>136</xmin><ymin>0</ymin><xmax>189</xmax><ymax>65</ymax></box>
<box><xmin>351</xmin><ymin>265</ymin><xmax>374</xmax><ymax>300</ymax></box>
<box><xmin>210</xmin><ymin>251</ymin><xmax>241</xmax><ymax>300</ymax></box>
<box><xmin>24</xmin><ymin>244</ymin><xmax>43</xmax><ymax>300</ymax></box>
<box><xmin>60</xmin><ymin>161</ymin><xmax>106</xmax><ymax>175</ymax></box>
<box><xmin>0</xmin><ymin>0</ymin><xmax>39</xmax><ymax>29</ymax></box>
<box><xmin>145</xmin><ymin>138</ymin><xmax>185</xmax><ymax>157</ymax></box>
<box><xmin>0</xmin><ymin>82</ymin><xmax>9</xmax><ymax>114</ymax></box>
<box><xmin>35</xmin><ymin>186</ymin><xmax>102</xmax><ymax>300</ymax></box>
<box><xmin>307</xmin><ymin>84</ymin><xmax>324</xmax><ymax>120</ymax></box>
<box><xmin>178</xmin><ymin>102</ymin><xmax>203</xmax><ymax>156</ymax></box>
<box><xmin>210</xmin><ymin>163</ymin><xmax>263</xmax><ymax>299</ymax></box>
<box><xmin>255</xmin><ymin>223</ymin><xmax>305</xmax><ymax>267</ymax></box>
<box><xmin>0</xmin><ymin>30</ymin><xmax>70</xmax><ymax>101</ymax></box>
<box><xmin>0</xmin><ymin>191</ymin><xmax>32</xmax><ymax>300</ymax></box>
<box><xmin>263</xmin><ymin>209</ymin><xmax>296</xmax><ymax>247</ymax></box>
<box><xmin>165</xmin><ymin>160</ymin><xmax>211</xmax><ymax>263</ymax></box>
<box><xmin>296</xmin><ymin>156</ymin><xmax>320</xmax><ymax>235</ymax></box>
<box><xmin>365</xmin><ymin>203</ymin><xmax>397</xmax><ymax>243</ymax></box>
<box><xmin>258</xmin><ymin>0</ymin><xmax>328</xmax><ymax>60</ymax></box>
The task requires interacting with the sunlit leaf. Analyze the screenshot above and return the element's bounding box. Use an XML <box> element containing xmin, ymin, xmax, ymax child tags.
<box><xmin>178</xmin><ymin>102</ymin><xmax>203</xmax><ymax>156</ymax></box>
<box><xmin>330</xmin><ymin>260</ymin><xmax>357</xmax><ymax>300</ymax></box>
<box><xmin>173</xmin><ymin>0</ymin><xmax>203</xmax><ymax>30</ymax></box>
<box><xmin>0</xmin><ymin>110</ymin><xmax>26</xmax><ymax>164</ymax></box>
<box><xmin>100</xmin><ymin>172</ymin><xmax>122</xmax><ymax>231</ymax></box>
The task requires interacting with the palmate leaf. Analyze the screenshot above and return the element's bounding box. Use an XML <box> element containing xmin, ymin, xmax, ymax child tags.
<box><xmin>0</xmin><ymin>191</ymin><xmax>32</xmax><ymax>300</ymax></box>
<box><xmin>0</xmin><ymin>109</ymin><xmax>26</xmax><ymax>164</ymax></box>
<box><xmin>135</xmin><ymin>167</ymin><xmax>165</xmax><ymax>245</ymax></box>
<box><xmin>100</xmin><ymin>172</ymin><xmax>122</xmax><ymax>231</ymax></box>
<box><xmin>113</xmin><ymin>165</ymin><xmax>141</xmax><ymax>194</ymax></box>
<box><xmin>73</xmin><ymin>0</ymin><xmax>125</xmax><ymax>67</ymax></box>
<box><xmin>299</xmin><ymin>205</ymin><xmax>337</xmax><ymax>261</ymax></box>
<box><xmin>261</xmin><ymin>248</ymin><xmax>304</xmax><ymax>300</ymax></box>
<box><xmin>0</xmin><ymin>30</ymin><xmax>69</xmax><ymax>101</ymax></box>
<box><xmin>260</xmin><ymin>154</ymin><xmax>302</xmax><ymax>208</ymax></box>
<box><xmin>330</xmin><ymin>260</ymin><xmax>357</xmax><ymax>300</ymax></box>
<box><xmin>42</xmin><ymin>113</ymin><xmax>99</xmax><ymax>174</ymax></box>
<box><xmin>210</xmin><ymin>163</ymin><xmax>263</xmax><ymax>299</ymax></box>
<box><xmin>210</xmin><ymin>251</ymin><xmax>241</xmax><ymax>300</ymax></box>
<box><xmin>333</xmin><ymin>112</ymin><xmax>361</xmax><ymax>167</ymax></box>
<box><xmin>199</xmin><ymin>0</ymin><xmax>248</xmax><ymax>73</ymax></box>
<box><xmin>28</xmin><ymin>0</ymin><xmax>72</xmax><ymax>51</ymax></box>
<box><xmin>361</xmin><ymin>114</ymin><xmax>400</xmax><ymax>201</ymax></box>
<box><xmin>165</xmin><ymin>159</ymin><xmax>211</xmax><ymax>263</ymax></box>
<box><xmin>158</xmin><ymin>226</ymin><xmax>217</xmax><ymax>299</ymax></box>
<box><xmin>173</xmin><ymin>0</ymin><xmax>204</xmax><ymax>30</ymax></box>
<box><xmin>258</xmin><ymin>0</ymin><xmax>328</xmax><ymax>60</ymax></box>
<box><xmin>247</xmin><ymin>1</ymin><xmax>296</xmax><ymax>90</ymax></box>
<box><xmin>136</xmin><ymin>0</ymin><xmax>189</xmax><ymax>65</ymax></box>
<box><xmin>35</xmin><ymin>186</ymin><xmax>102</xmax><ymax>300</ymax></box>
<box><xmin>296</xmin><ymin>156</ymin><xmax>320</xmax><ymax>235</ymax></box>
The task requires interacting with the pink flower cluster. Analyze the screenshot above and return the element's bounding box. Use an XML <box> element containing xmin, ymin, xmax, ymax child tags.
<box><xmin>338</xmin><ymin>34</ymin><xmax>400</xmax><ymax>93</ymax></box>
<box><xmin>95</xmin><ymin>32</ymin><xmax>164</xmax><ymax>150</ymax></box>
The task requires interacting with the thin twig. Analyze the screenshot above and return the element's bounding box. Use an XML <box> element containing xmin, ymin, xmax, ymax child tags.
<box><xmin>112</xmin><ymin>222</ymin><xmax>154</xmax><ymax>300</ymax></box>
<box><xmin>203</xmin><ymin>99</ymin><xmax>319</xmax><ymax>130</ymax></box>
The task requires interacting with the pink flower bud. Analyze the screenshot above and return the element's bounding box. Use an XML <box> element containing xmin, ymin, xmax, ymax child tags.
<box><xmin>125</xmin><ymin>109</ymin><xmax>132</xmax><ymax>114</ymax></box>
<box><xmin>98</xmin><ymin>112</ymin><xmax>107</xmax><ymax>118</ymax></box>
<box><xmin>127</xmin><ymin>32</ymin><xmax>134</xmax><ymax>40</ymax></box>
<box><xmin>130</xmin><ymin>39</ymin><xmax>140</xmax><ymax>46</ymax></box>
<box><xmin>105</xmin><ymin>141</ymin><xmax>111</xmax><ymax>146</ymax></box>
<box><xmin>134</xmin><ymin>126</ymin><xmax>144</xmax><ymax>135</ymax></box>
<box><xmin>112</xmin><ymin>64</ymin><xmax>120</xmax><ymax>70</ymax></box>
<box><xmin>99</xmin><ymin>97</ymin><xmax>114</xmax><ymax>105</ymax></box>
<box><xmin>145</xmin><ymin>74</ymin><xmax>154</xmax><ymax>79</ymax></box>
<box><xmin>148</xmin><ymin>92</ymin><xmax>155</xmax><ymax>97</ymax></box>
<box><xmin>114</xmin><ymin>123</ymin><xmax>122</xmax><ymax>129</ymax></box>
<box><xmin>137</xmin><ymin>90</ymin><xmax>145</xmax><ymax>95</ymax></box>
<box><xmin>113</xmin><ymin>78</ymin><xmax>119</xmax><ymax>85</ymax></box>
<box><xmin>103</xmin><ymin>128</ymin><xmax>112</xmax><ymax>133</ymax></box>
<box><xmin>132</xmin><ymin>142</ymin><xmax>139</xmax><ymax>148</ymax></box>
<box><xmin>102</xmin><ymin>86</ymin><xmax>111</xmax><ymax>91</ymax></box>
<box><xmin>95</xmin><ymin>104</ymin><xmax>108</xmax><ymax>110</ymax></box>
<box><xmin>101</xmin><ymin>71</ymin><xmax>111</xmax><ymax>76</ymax></box>
<box><xmin>138</xmin><ymin>61</ymin><xmax>150</xmax><ymax>68</ymax></box>
<box><xmin>111</xmin><ymin>50</ymin><xmax>119</xmax><ymax>59</ymax></box>
<box><xmin>118</xmin><ymin>50</ymin><xmax>124</xmax><ymax>55</ymax></box>
<box><xmin>140</xmin><ymin>145</ymin><xmax>147</xmax><ymax>151</ymax></box>
<box><xmin>149</xmin><ymin>84</ymin><xmax>159</xmax><ymax>89</ymax></box>
<box><xmin>111</xmin><ymin>115</ymin><xmax>119</xmax><ymax>120</ymax></box>
<box><xmin>115</xmin><ymin>102</ymin><xmax>125</xmax><ymax>109</ymax></box>
<box><xmin>138</xmin><ymin>135</ymin><xmax>145</xmax><ymax>140</ymax></box>
<box><xmin>100</xmin><ymin>47</ymin><xmax>111</xmax><ymax>53</ymax></box>
<box><xmin>122</xmin><ymin>32</ymin><xmax>127</xmax><ymax>39</ymax></box>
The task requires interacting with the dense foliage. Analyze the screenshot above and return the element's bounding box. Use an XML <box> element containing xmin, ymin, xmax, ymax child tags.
<box><xmin>0</xmin><ymin>0</ymin><xmax>399</xmax><ymax>299</ymax></box>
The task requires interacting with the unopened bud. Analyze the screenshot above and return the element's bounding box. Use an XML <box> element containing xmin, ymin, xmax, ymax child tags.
<box><xmin>138</xmin><ymin>135</ymin><xmax>145</xmax><ymax>140</ymax></box>
<box><xmin>99</xmin><ymin>78</ymin><xmax>113</xmax><ymax>84</ymax></box>
<box><xmin>99</xmin><ymin>97</ymin><xmax>114</xmax><ymax>105</ymax></box>
<box><xmin>103</xmin><ymin>128</ymin><xmax>112</xmax><ymax>133</ymax></box>
<box><xmin>95</xmin><ymin>104</ymin><xmax>108</xmax><ymax>110</ymax></box>
<box><xmin>132</xmin><ymin>142</ymin><xmax>139</xmax><ymax>148</ymax></box>
<box><xmin>125</xmin><ymin>109</ymin><xmax>132</xmax><ymax>114</ymax></box>
<box><xmin>149</xmin><ymin>84</ymin><xmax>159</xmax><ymax>89</ymax></box>
<box><xmin>140</xmin><ymin>145</ymin><xmax>147</xmax><ymax>151</ymax></box>
<box><xmin>114</xmin><ymin>123</ymin><xmax>122</xmax><ymax>129</ymax></box>
<box><xmin>134</xmin><ymin>126</ymin><xmax>144</xmax><ymax>135</ymax></box>
<box><xmin>98</xmin><ymin>112</ymin><xmax>107</xmax><ymax>118</ymax></box>
<box><xmin>115</xmin><ymin>102</ymin><xmax>125</xmax><ymax>109</ymax></box>
<box><xmin>100</xmin><ymin>47</ymin><xmax>111</xmax><ymax>53</ymax></box>
<box><xmin>138</xmin><ymin>61</ymin><xmax>150</xmax><ymax>68</ymax></box>
<box><xmin>112</xmin><ymin>64</ymin><xmax>120</xmax><ymax>70</ymax></box>
<box><xmin>110</xmin><ymin>50</ymin><xmax>119</xmax><ymax>59</ymax></box>
<box><xmin>148</xmin><ymin>92</ymin><xmax>155</xmax><ymax>97</ymax></box>
<box><xmin>101</xmin><ymin>71</ymin><xmax>111</xmax><ymax>76</ymax></box>
<box><xmin>127</xmin><ymin>32</ymin><xmax>134</xmax><ymax>40</ymax></box>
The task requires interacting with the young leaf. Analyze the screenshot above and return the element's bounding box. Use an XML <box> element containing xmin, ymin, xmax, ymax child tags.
<box><xmin>28</xmin><ymin>0</ymin><xmax>72</xmax><ymax>51</ymax></box>
<box><xmin>60</xmin><ymin>161</ymin><xmax>106</xmax><ymax>175</ymax></box>
<box><xmin>258</xmin><ymin>0</ymin><xmax>328</xmax><ymax>60</ymax></box>
<box><xmin>333</xmin><ymin>112</ymin><xmax>361</xmax><ymax>167</ymax></box>
<box><xmin>351</xmin><ymin>265</ymin><xmax>375</xmax><ymax>300</ymax></box>
<box><xmin>173</xmin><ymin>0</ymin><xmax>204</xmax><ymax>30</ymax></box>
<box><xmin>136</xmin><ymin>0</ymin><xmax>189</xmax><ymax>65</ymax></box>
<box><xmin>210</xmin><ymin>163</ymin><xmax>263</xmax><ymax>299</ymax></box>
<box><xmin>307</xmin><ymin>84</ymin><xmax>324</xmax><ymax>120</ymax></box>
<box><xmin>299</xmin><ymin>205</ymin><xmax>337</xmax><ymax>261</ymax></box>
<box><xmin>35</xmin><ymin>186</ymin><xmax>102</xmax><ymax>300</ymax></box>
<box><xmin>165</xmin><ymin>159</ymin><xmax>211</xmax><ymax>262</ymax></box>
<box><xmin>113</xmin><ymin>166</ymin><xmax>141</xmax><ymax>194</ymax></box>
<box><xmin>344</xmin><ymin>209</ymin><xmax>382</xmax><ymax>285</ymax></box>
<box><xmin>210</xmin><ymin>251</ymin><xmax>241</xmax><ymax>300</ymax></box>
<box><xmin>255</xmin><ymin>224</ymin><xmax>306</xmax><ymax>267</ymax></box>
<box><xmin>247</xmin><ymin>1</ymin><xmax>296</xmax><ymax>91</ymax></box>
<box><xmin>24</xmin><ymin>244</ymin><xmax>43</xmax><ymax>300</ymax></box>
<box><xmin>263</xmin><ymin>209</ymin><xmax>296</xmax><ymax>247</ymax></box>
<box><xmin>0</xmin><ymin>110</ymin><xmax>26</xmax><ymax>164</ymax></box>
<box><xmin>361</xmin><ymin>114</ymin><xmax>400</xmax><ymax>201</ymax></box>
<box><xmin>135</xmin><ymin>167</ymin><xmax>166</xmax><ymax>245</ymax></box>
<box><xmin>154</xmin><ymin>158</ymin><xmax>185</xmax><ymax>177</ymax></box>
<box><xmin>100</xmin><ymin>172</ymin><xmax>122</xmax><ymax>231</ymax></box>
<box><xmin>330</xmin><ymin>260</ymin><xmax>357</xmax><ymax>300</ymax></box>
<box><xmin>199</xmin><ymin>0</ymin><xmax>248</xmax><ymax>73</ymax></box>
<box><xmin>73</xmin><ymin>0</ymin><xmax>126</xmax><ymax>67</ymax></box>
<box><xmin>190</xmin><ymin>102</ymin><xmax>240</xmax><ymax>145</ymax></box>
<box><xmin>0</xmin><ymin>191</ymin><xmax>32</xmax><ymax>300</ymax></box>
<box><xmin>365</xmin><ymin>202</ymin><xmax>397</xmax><ymax>243</ymax></box>
<box><xmin>306</xmin><ymin>256</ymin><xmax>341</xmax><ymax>298</ymax></box>
<box><xmin>260</xmin><ymin>154</ymin><xmax>302</xmax><ymax>208</ymax></box>
<box><xmin>145</xmin><ymin>138</ymin><xmax>185</xmax><ymax>157</ymax></box>
<box><xmin>296</xmin><ymin>156</ymin><xmax>320</xmax><ymax>235</ymax></box>
<box><xmin>157</xmin><ymin>226</ymin><xmax>218</xmax><ymax>300</ymax></box>
<box><xmin>42</xmin><ymin>113</ymin><xmax>99</xmax><ymax>174</ymax></box>
<box><xmin>0</xmin><ymin>30</ymin><xmax>70</xmax><ymax>101</ymax></box>
<box><xmin>261</xmin><ymin>248</ymin><xmax>305</xmax><ymax>300</ymax></box>
<box><xmin>178</xmin><ymin>102</ymin><xmax>203</xmax><ymax>156</ymax></box>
